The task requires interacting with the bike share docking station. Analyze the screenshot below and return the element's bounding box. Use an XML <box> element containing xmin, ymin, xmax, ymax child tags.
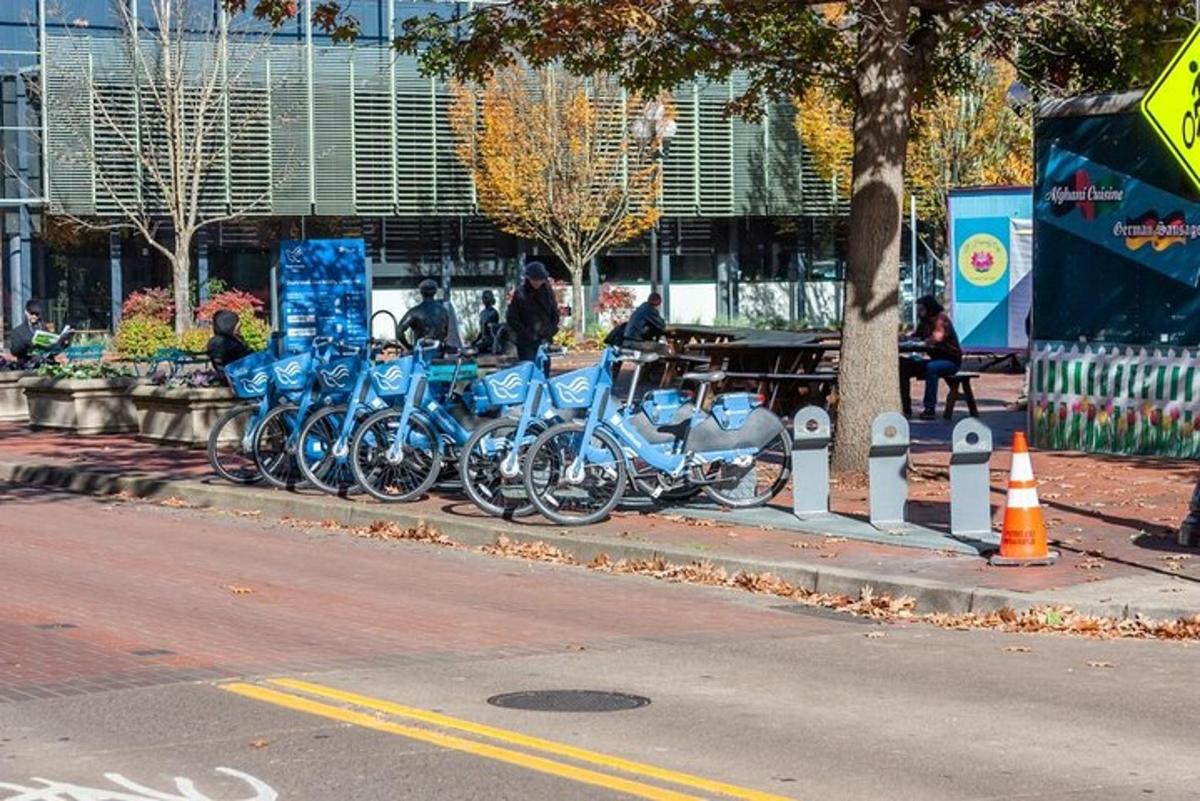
<box><xmin>673</xmin><ymin>406</ymin><xmax>1001</xmax><ymax>555</ymax></box>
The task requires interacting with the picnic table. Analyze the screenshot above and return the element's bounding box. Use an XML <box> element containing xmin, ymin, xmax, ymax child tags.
<box><xmin>661</xmin><ymin>326</ymin><xmax>841</xmax><ymax>415</ymax></box>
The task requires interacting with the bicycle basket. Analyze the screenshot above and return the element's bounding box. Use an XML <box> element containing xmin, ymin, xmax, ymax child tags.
<box><xmin>482</xmin><ymin>362</ymin><xmax>534</xmax><ymax>407</ymax></box>
<box><xmin>548</xmin><ymin>364</ymin><xmax>601</xmax><ymax>409</ymax></box>
<box><xmin>225</xmin><ymin>351</ymin><xmax>275</xmax><ymax>400</ymax></box>
<box><xmin>370</xmin><ymin>355</ymin><xmax>414</xmax><ymax>398</ymax></box>
<box><xmin>316</xmin><ymin>356</ymin><xmax>359</xmax><ymax>393</ymax></box>
<box><xmin>272</xmin><ymin>352</ymin><xmax>314</xmax><ymax>392</ymax></box>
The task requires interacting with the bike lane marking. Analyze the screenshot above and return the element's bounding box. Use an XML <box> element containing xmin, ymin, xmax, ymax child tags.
<box><xmin>223</xmin><ymin>678</ymin><xmax>796</xmax><ymax>801</ymax></box>
<box><xmin>221</xmin><ymin>682</ymin><xmax>701</xmax><ymax>801</ymax></box>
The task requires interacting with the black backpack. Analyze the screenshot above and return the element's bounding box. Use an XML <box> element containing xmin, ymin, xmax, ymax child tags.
<box><xmin>603</xmin><ymin>321</ymin><xmax>627</xmax><ymax>346</ymax></box>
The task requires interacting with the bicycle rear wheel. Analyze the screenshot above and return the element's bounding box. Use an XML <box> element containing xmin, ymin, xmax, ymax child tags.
<box><xmin>350</xmin><ymin>407</ymin><xmax>442</xmax><ymax>502</ymax></box>
<box><xmin>252</xmin><ymin>403</ymin><xmax>307</xmax><ymax>490</ymax></box>
<box><xmin>296</xmin><ymin>405</ymin><xmax>361</xmax><ymax>496</ymax></box>
<box><xmin>523</xmin><ymin>422</ymin><xmax>626</xmax><ymax>526</ymax></box>
<box><xmin>207</xmin><ymin>403</ymin><xmax>263</xmax><ymax>485</ymax></box>
<box><xmin>699</xmin><ymin>416</ymin><xmax>792</xmax><ymax>509</ymax></box>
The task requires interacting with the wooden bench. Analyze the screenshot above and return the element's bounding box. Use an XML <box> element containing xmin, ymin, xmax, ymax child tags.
<box><xmin>942</xmin><ymin>372</ymin><xmax>979</xmax><ymax>418</ymax></box>
<box><xmin>718</xmin><ymin>371</ymin><xmax>839</xmax><ymax>413</ymax></box>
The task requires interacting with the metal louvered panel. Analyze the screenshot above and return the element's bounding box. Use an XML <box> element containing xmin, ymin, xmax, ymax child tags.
<box><xmin>228</xmin><ymin>84</ymin><xmax>272</xmax><ymax>213</ymax></box>
<box><xmin>91</xmin><ymin>81</ymin><xmax>140</xmax><ymax>216</ymax></box>
<box><xmin>268</xmin><ymin>43</ymin><xmax>310</xmax><ymax>214</ymax></box>
<box><xmin>697</xmin><ymin>82</ymin><xmax>733</xmax><ymax>216</ymax></box>
<box><xmin>352</xmin><ymin>48</ymin><xmax>394</xmax><ymax>214</ymax></box>
<box><xmin>394</xmin><ymin>56</ymin><xmax>435</xmax><ymax>215</ymax></box>
<box><xmin>312</xmin><ymin>47</ymin><xmax>354</xmax><ymax>214</ymax></box>
<box><xmin>662</xmin><ymin>83</ymin><xmax>698</xmax><ymax>216</ymax></box>
<box><xmin>44</xmin><ymin>37</ymin><xmax>95</xmax><ymax>214</ymax></box>
<box><xmin>433</xmin><ymin>86</ymin><xmax>472</xmax><ymax>214</ymax></box>
<box><xmin>766</xmin><ymin>102</ymin><xmax>804</xmax><ymax>214</ymax></box>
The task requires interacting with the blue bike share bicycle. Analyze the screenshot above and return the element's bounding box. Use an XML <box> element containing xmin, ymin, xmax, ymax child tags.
<box><xmin>521</xmin><ymin>347</ymin><xmax>793</xmax><ymax>525</ymax></box>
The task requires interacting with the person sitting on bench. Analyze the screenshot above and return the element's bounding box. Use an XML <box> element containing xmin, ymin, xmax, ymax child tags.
<box><xmin>900</xmin><ymin>295</ymin><xmax>962</xmax><ymax>420</ymax></box>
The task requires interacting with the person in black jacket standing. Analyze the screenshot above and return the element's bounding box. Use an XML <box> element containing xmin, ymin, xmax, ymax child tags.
<box><xmin>506</xmin><ymin>262</ymin><xmax>560</xmax><ymax>372</ymax></box>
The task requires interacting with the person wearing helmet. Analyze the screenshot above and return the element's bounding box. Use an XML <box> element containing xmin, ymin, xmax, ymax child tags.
<box><xmin>505</xmin><ymin>261</ymin><xmax>560</xmax><ymax>369</ymax></box>
<box><xmin>397</xmin><ymin>278</ymin><xmax>451</xmax><ymax>348</ymax></box>
<box><xmin>473</xmin><ymin>289</ymin><xmax>503</xmax><ymax>355</ymax></box>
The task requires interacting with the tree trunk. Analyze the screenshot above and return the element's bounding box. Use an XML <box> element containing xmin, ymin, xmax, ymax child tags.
<box><xmin>173</xmin><ymin>235</ymin><xmax>192</xmax><ymax>335</ymax></box>
<box><xmin>570</xmin><ymin>261</ymin><xmax>586</xmax><ymax>339</ymax></box>
<box><xmin>831</xmin><ymin>0</ymin><xmax>912</xmax><ymax>473</ymax></box>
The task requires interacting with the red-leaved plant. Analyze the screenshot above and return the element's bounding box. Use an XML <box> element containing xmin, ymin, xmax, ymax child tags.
<box><xmin>121</xmin><ymin>287</ymin><xmax>174</xmax><ymax>322</ymax></box>
<box><xmin>194</xmin><ymin>289</ymin><xmax>265</xmax><ymax>322</ymax></box>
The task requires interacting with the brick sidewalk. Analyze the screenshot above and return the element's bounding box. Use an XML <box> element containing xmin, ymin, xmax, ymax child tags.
<box><xmin>1</xmin><ymin>370</ymin><xmax>1198</xmax><ymax>607</ymax></box>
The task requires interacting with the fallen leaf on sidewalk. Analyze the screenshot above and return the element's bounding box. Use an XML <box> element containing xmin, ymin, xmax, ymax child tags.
<box><xmin>160</xmin><ymin>497</ymin><xmax>193</xmax><ymax>508</ymax></box>
<box><xmin>226</xmin><ymin>585</ymin><xmax>253</xmax><ymax>595</ymax></box>
<box><xmin>234</xmin><ymin>509</ymin><xmax>262</xmax><ymax>518</ymax></box>
<box><xmin>1076</xmin><ymin>559</ymin><xmax>1105</xmax><ymax>571</ymax></box>
<box><xmin>1086</xmin><ymin>661</ymin><xmax>1115</xmax><ymax>669</ymax></box>
<box><xmin>791</xmin><ymin>541</ymin><xmax>825</xmax><ymax>550</ymax></box>
<box><xmin>565</xmin><ymin>644</ymin><xmax>586</xmax><ymax>651</ymax></box>
<box><xmin>1002</xmin><ymin>646</ymin><xmax>1031</xmax><ymax>653</ymax></box>
<box><xmin>864</xmin><ymin>631</ymin><xmax>885</xmax><ymax>639</ymax></box>
<box><xmin>250</xmin><ymin>739</ymin><xmax>270</xmax><ymax>749</ymax></box>
<box><xmin>823</xmin><ymin>536</ymin><xmax>849</xmax><ymax>544</ymax></box>
<box><xmin>819</xmin><ymin>552</ymin><xmax>838</xmax><ymax>559</ymax></box>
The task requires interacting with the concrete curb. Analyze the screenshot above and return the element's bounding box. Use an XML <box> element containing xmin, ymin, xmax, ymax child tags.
<box><xmin>2</xmin><ymin>459</ymin><xmax>1197</xmax><ymax>621</ymax></box>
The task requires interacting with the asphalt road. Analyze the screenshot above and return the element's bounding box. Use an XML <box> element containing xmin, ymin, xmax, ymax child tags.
<box><xmin>1</xmin><ymin>483</ymin><xmax>1198</xmax><ymax>801</ymax></box>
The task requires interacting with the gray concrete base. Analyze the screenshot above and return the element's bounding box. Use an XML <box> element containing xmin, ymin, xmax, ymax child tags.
<box><xmin>0</xmin><ymin>370</ymin><xmax>32</xmax><ymax>422</ymax></box>
<box><xmin>130</xmin><ymin>385</ymin><xmax>240</xmax><ymax>447</ymax></box>
<box><xmin>18</xmin><ymin>376</ymin><xmax>139</xmax><ymax>435</ymax></box>
<box><xmin>1</xmin><ymin>458</ymin><xmax>1197</xmax><ymax>621</ymax></box>
<box><xmin>673</xmin><ymin>503</ymin><xmax>998</xmax><ymax>556</ymax></box>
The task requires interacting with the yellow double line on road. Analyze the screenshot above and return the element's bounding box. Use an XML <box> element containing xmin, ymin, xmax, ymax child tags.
<box><xmin>221</xmin><ymin>678</ymin><xmax>794</xmax><ymax>801</ymax></box>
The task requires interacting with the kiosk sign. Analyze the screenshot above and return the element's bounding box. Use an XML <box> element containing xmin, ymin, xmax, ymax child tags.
<box><xmin>1141</xmin><ymin>23</ymin><xmax>1200</xmax><ymax>191</ymax></box>
<box><xmin>278</xmin><ymin>238</ymin><xmax>370</xmax><ymax>353</ymax></box>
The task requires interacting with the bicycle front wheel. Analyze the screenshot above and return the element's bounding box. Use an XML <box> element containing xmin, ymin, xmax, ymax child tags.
<box><xmin>523</xmin><ymin>421</ymin><xmax>626</xmax><ymax>526</ymax></box>
<box><xmin>252</xmin><ymin>402</ymin><xmax>307</xmax><ymax>490</ymax></box>
<box><xmin>699</xmin><ymin>416</ymin><xmax>792</xmax><ymax>509</ymax></box>
<box><xmin>459</xmin><ymin>418</ymin><xmax>542</xmax><ymax>518</ymax></box>
<box><xmin>350</xmin><ymin>407</ymin><xmax>442</xmax><ymax>503</ymax></box>
<box><xmin>296</xmin><ymin>404</ymin><xmax>361</xmax><ymax>496</ymax></box>
<box><xmin>207</xmin><ymin>403</ymin><xmax>263</xmax><ymax>485</ymax></box>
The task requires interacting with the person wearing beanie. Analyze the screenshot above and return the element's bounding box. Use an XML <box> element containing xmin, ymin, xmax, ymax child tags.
<box><xmin>505</xmin><ymin>261</ymin><xmax>560</xmax><ymax>369</ymax></box>
<box><xmin>623</xmin><ymin>291</ymin><xmax>666</xmax><ymax>347</ymax></box>
<box><xmin>396</xmin><ymin>278</ymin><xmax>451</xmax><ymax>348</ymax></box>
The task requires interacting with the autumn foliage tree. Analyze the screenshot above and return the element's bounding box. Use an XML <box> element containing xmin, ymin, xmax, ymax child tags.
<box><xmin>449</xmin><ymin>67</ymin><xmax>669</xmax><ymax>338</ymax></box>
<box><xmin>799</xmin><ymin>58</ymin><xmax>1034</xmax><ymax>236</ymax></box>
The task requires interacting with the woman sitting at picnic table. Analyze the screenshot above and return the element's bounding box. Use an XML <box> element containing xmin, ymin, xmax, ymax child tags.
<box><xmin>900</xmin><ymin>295</ymin><xmax>962</xmax><ymax>420</ymax></box>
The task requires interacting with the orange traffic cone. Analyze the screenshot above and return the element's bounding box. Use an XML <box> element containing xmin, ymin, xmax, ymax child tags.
<box><xmin>990</xmin><ymin>431</ymin><xmax>1058</xmax><ymax>566</ymax></box>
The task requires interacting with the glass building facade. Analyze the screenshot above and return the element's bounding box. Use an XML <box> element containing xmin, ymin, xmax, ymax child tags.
<box><xmin>1</xmin><ymin>0</ymin><xmax>862</xmax><ymax>336</ymax></box>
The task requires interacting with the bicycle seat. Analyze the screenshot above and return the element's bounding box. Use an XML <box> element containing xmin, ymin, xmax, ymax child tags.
<box><xmin>617</xmin><ymin>349</ymin><xmax>661</xmax><ymax>364</ymax></box>
<box><xmin>681</xmin><ymin>371</ymin><xmax>726</xmax><ymax>384</ymax></box>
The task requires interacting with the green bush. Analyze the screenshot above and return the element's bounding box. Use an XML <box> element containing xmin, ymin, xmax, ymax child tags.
<box><xmin>238</xmin><ymin>313</ymin><xmax>270</xmax><ymax>351</ymax></box>
<box><xmin>180</xmin><ymin>327</ymin><xmax>211</xmax><ymax>354</ymax></box>
<box><xmin>38</xmin><ymin>362</ymin><xmax>132</xmax><ymax>380</ymax></box>
<box><xmin>114</xmin><ymin>316</ymin><xmax>178</xmax><ymax>359</ymax></box>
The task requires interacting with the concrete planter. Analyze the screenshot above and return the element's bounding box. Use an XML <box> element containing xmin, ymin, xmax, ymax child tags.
<box><xmin>130</xmin><ymin>385</ymin><xmax>239</xmax><ymax>447</ymax></box>
<box><xmin>0</xmin><ymin>371</ymin><xmax>32</xmax><ymax>423</ymax></box>
<box><xmin>19</xmin><ymin>377</ymin><xmax>139</xmax><ymax>435</ymax></box>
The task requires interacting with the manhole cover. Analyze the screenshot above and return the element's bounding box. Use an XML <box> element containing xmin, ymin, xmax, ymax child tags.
<box><xmin>486</xmin><ymin>690</ymin><xmax>650</xmax><ymax>712</ymax></box>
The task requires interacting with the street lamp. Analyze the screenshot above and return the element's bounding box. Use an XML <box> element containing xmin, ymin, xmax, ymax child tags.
<box><xmin>632</xmin><ymin>100</ymin><xmax>677</xmax><ymax>310</ymax></box>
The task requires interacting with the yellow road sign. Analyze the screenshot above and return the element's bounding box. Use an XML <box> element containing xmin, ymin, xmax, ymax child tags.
<box><xmin>1142</xmin><ymin>24</ymin><xmax>1200</xmax><ymax>190</ymax></box>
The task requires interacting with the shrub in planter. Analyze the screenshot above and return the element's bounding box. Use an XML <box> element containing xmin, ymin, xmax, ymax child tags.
<box><xmin>121</xmin><ymin>287</ymin><xmax>174</xmax><ymax>323</ymax></box>
<box><xmin>196</xmin><ymin>290</ymin><xmax>269</xmax><ymax>351</ymax></box>
<box><xmin>114</xmin><ymin>317</ymin><xmax>179</xmax><ymax>360</ymax></box>
<box><xmin>180</xmin><ymin>327</ymin><xmax>211</xmax><ymax>355</ymax></box>
<box><xmin>37</xmin><ymin>363</ymin><xmax>134</xmax><ymax>380</ymax></box>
